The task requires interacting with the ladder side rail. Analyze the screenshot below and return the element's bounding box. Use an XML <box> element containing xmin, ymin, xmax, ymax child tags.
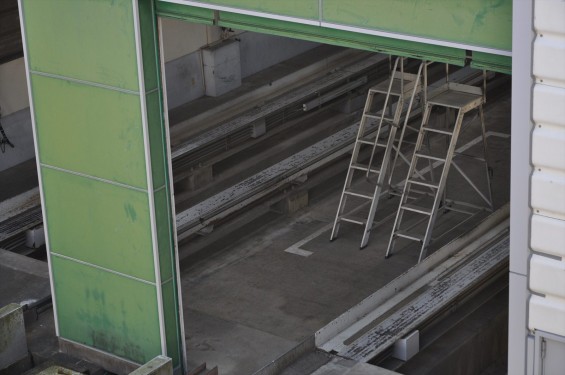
<box><xmin>478</xmin><ymin>105</ymin><xmax>494</xmax><ymax>210</ymax></box>
<box><xmin>329</xmin><ymin>94</ymin><xmax>375</xmax><ymax>240</ymax></box>
<box><xmin>385</xmin><ymin>103</ymin><xmax>434</xmax><ymax>258</ymax></box>
<box><xmin>366</xmin><ymin>57</ymin><xmax>402</xmax><ymax>175</ymax></box>
<box><xmin>387</xmin><ymin>61</ymin><xmax>425</xmax><ymax>189</ymax></box>
<box><xmin>418</xmin><ymin>109</ymin><xmax>464</xmax><ymax>262</ymax></box>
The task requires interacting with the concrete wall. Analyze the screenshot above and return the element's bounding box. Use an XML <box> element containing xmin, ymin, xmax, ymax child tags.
<box><xmin>160</xmin><ymin>19</ymin><xmax>319</xmax><ymax>109</ymax></box>
<box><xmin>238</xmin><ymin>32</ymin><xmax>319</xmax><ymax>78</ymax></box>
<box><xmin>0</xmin><ymin>58</ymin><xmax>33</xmax><ymax>172</ymax></box>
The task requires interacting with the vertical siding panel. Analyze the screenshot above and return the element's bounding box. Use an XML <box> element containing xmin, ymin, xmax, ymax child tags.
<box><xmin>529</xmin><ymin>0</ymin><xmax>565</xmax><ymax>336</ymax></box>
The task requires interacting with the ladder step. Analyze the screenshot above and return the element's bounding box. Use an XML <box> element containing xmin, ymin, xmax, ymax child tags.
<box><xmin>344</xmin><ymin>189</ymin><xmax>373</xmax><ymax>200</ymax></box>
<box><xmin>351</xmin><ymin>163</ymin><xmax>380</xmax><ymax>174</ymax></box>
<box><xmin>358</xmin><ymin>137</ymin><xmax>387</xmax><ymax>147</ymax></box>
<box><xmin>408</xmin><ymin>179</ymin><xmax>439</xmax><ymax>189</ymax></box>
<box><xmin>401</xmin><ymin>203</ymin><xmax>433</xmax><ymax>215</ymax></box>
<box><xmin>340</xmin><ymin>217</ymin><xmax>366</xmax><ymax>226</ymax></box>
<box><xmin>414</xmin><ymin>152</ymin><xmax>446</xmax><ymax>162</ymax></box>
<box><xmin>422</xmin><ymin>127</ymin><xmax>453</xmax><ymax>136</ymax></box>
<box><xmin>395</xmin><ymin>230</ymin><xmax>424</xmax><ymax>242</ymax></box>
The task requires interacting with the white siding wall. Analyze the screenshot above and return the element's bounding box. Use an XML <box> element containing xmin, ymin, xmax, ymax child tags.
<box><xmin>529</xmin><ymin>0</ymin><xmax>565</xmax><ymax>337</ymax></box>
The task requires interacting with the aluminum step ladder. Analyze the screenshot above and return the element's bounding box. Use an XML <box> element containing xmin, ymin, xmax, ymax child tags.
<box><xmin>385</xmin><ymin>81</ymin><xmax>493</xmax><ymax>262</ymax></box>
<box><xmin>330</xmin><ymin>57</ymin><xmax>423</xmax><ymax>249</ymax></box>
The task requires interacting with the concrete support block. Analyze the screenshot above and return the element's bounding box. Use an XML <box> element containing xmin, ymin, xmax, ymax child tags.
<box><xmin>337</xmin><ymin>94</ymin><xmax>366</xmax><ymax>114</ymax></box>
<box><xmin>25</xmin><ymin>225</ymin><xmax>45</xmax><ymax>248</ymax></box>
<box><xmin>281</xmin><ymin>190</ymin><xmax>309</xmax><ymax>215</ymax></box>
<box><xmin>392</xmin><ymin>330</ymin><xmax>419</xmax><ymax>361</ymax></box>
<box><xmin>202</xmin><ymin>39</ymin><xmax>241</xmax><ymax>97</ymax></box>
<box><xmin>129</xmin><ymin>356</ymin><xmax>172</xmax><ymax>375</ymax></box>
<box><xmin>60</xmin><ymin>338</ymin><xmax>139</xmax><ymax>375</ymax></box>
<box><xmin>251</xmin><ymin>119</ymin><xmax>266</xmax><ymax>138</ymax></box>
<box><xmin>0</xmin><ymin>303</ymin><xmax>30</xmax><ymax>374</ymax></box>
<box><xmin>187</xmin><ymin>165</ymin><xmax>214</xmax><ymax>191</ymax></box>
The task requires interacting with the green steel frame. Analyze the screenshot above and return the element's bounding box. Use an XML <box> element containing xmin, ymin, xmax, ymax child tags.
<box><xmin>19</xmin><ymin>0</ymin><xmax>186</xmax><ymax>372</ymax></box>
<box><xmin>18</xmin><ymin>0</ymin><xmax>512</xmax><ymax>373</ymax></box>
<box><xmin>156</xmin><ymin>0</ymin><xmax>512</xmax><ymax>73</ymax></box>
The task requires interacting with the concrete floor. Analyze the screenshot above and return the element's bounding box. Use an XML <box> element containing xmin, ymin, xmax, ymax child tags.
<box><xmin>178</xmin><ymin>89</ymin><xmax>510</xmax><ymax>374</ymax></box>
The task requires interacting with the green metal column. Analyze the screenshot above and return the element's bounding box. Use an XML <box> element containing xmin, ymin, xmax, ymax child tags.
<box><xmin>18</xmin><ymin>0</ymin><xmax>185</xmax><ymax>371</ymax></box>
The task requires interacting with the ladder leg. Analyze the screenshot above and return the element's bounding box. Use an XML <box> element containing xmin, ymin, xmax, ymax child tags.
<box><xmin>479</xmin><ymin>105</ymin><xmax>494</xmax><ymax>210</ymax></box>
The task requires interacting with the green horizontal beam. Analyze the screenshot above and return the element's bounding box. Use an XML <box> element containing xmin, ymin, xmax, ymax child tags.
<box><xmin>156</xmin><ymin>1</ymin><xmax>512</xmax><ymax>72</ymax></box>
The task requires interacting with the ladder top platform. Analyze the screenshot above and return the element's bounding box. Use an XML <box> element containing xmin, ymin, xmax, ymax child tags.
<box><xmin>370</xmin><ymin>73</ymin><xmax>421</xmax><ymax>97</ymax></box>
<box><xmin>427</xmin><ymin>82</ymin><xmax>484</xmax><ymax>112</ymax></box>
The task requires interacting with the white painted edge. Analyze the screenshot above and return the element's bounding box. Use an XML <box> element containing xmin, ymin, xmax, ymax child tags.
<box><xmin>40</xmin><ymin>163</ymin><xmax>149</xmax><ymax>193</ymax></box>
<box><xmin>17</xmin><ymin>0</ymin><xmax>60</xmax><ymax>336</ymax></box>
<box><xmin>132</xmin><ymin>0</ymin><xmax>168</xmax><ymax>355</ymax></box>
<box><xmin>161</xmin><ymin>0</ymin><xmax>320</xmax><ymax>26</ymax></box>
<box><xmin>159</xmin><ymin>0</ymin><xmax>512</xmax><ymax>57</ymax></box>
<box><xmin>50</xmin><ymin>252</ymin><xmax>157</xmax><ymax>286</ymax></box>
<box><xmin>157</xmin><ymin>14</ymin><xmax>189</xmax><ymax>371</ymax></box>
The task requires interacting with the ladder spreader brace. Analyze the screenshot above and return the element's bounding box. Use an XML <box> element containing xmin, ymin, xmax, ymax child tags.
<box><xmin>330</xmin><ymin>57</ymin><xmax>425</xmax><ymax>249</ymax></box>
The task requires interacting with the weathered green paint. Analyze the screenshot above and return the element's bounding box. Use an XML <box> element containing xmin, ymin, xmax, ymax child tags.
<box><xmin>20</xmin><ymin>0</ymin><xmax>185</xmax><ymax>370</ymax></box>
<box><xmin>51</xmin><ymin>255</ymin><xmax>162</xmax><ymax>364</ymax></box>
<box><xmin>22</xmin><ymin>0</ymin><xmax>139</xmax><ymax>91</ymax></box>
<box><xmin>156</xmin><ymin>0</ymin><xmax>512</xmax><ymax>71</ymax></box>
<box><xmin>162</xmin><ymin>280</ymin><xmax>181</xmax><ymax>367</ymax></box>
<box><xmin>322</xmin><ymin>0</ymin><xmax>512</xmax><ymax>51</ymax></box>
<box><xmin>41</xmin><ymin>167</ymin><xmax>155</xmax><ymax>282</ymax></box>
<box><xmin>186</xmin><ymin>0</ymin><xmax>319</xmax><ymax>20</ymax></box>
<box><xmin>156</xmin><ymin>2</ymin><xmax>215</xmax><ymax>24</ymax></box>
<box><xmin>31</xmin><ymin>74</ymin><xmax>148</xmax><ymax>189</ymax></box>
<box><xmin>471</xmin><ymin>51</ymin><xmax>512</xmax><ymax>74</ymax></box>
<box><xmin>147</xmin><ymin>91</ymin><xmax>167</xmax><ymax>189</ymax></box>
<box><xmin>218</xmin><ymin>12</ymin><xmax>466</xmax><ymax>65</ymax></box>
<box><xmin>154</xmin><ymin>188</ymin><xmax>173</xmax><ymax>282</ymax></box>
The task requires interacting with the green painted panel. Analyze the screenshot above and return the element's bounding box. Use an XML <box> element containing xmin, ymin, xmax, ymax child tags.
<box><xmin>218</xmin><ymin>12</ymin><xmax>466</xmax><ymax>65</ymax></box>
<box><xmin>161</xmin><ymin>280</ymin><xmax>181</xmax><ymax>367</ymax></box>
<box><xmin>157</xmin><ymin>1</ymin><xmax>512</xmax><ymax>70</ymax></box>
<box><xmin>146</xmin><ymin>91</ymin><xmax>166</xmax><ymax>189</ymax></box>
<box><xmin>51</xmin><ymin>255</ymin><xmax>161</xmax><ymax>364</ymax></box>
<box><xmin>139</xmin><ymin>0</ymin><xmax>159</xmax><ymax>92</ymax></box>
<box><xmin>322</xmin><ymin>0</ymin><xmax>512</xmax><ymax>51</ymax></box>
<box><xmin>154</xmin><ymin>188</ymin><xmax>173</xmax><ymax>282</ymax></box>
<box><xmin>156</xmin><ymin>2</ymin><xmax>215</xmax><ymax>24</ymax></box>
<box><xmin>471</xmin><ymin>51</ymin><xmax>511</xmax><ymax>75</ymax></box>
<box><xmin>31</xmin><ymin>74</ymin><xmax>148</xmax><ymax>189</ymax></box>
<box><xmin>188</xmin><ymin>0</ymin><xmax>319</xmax><ymax>20</ymax></box>
<box><xmin>22</xmin><ymin>0</ymin><xmax>139</xmax><ymax>91</ymax></box>
<box><xmin>42</xmin><ymin>167</ymin><xmax>156</xmax><ymax>283</ymax></box>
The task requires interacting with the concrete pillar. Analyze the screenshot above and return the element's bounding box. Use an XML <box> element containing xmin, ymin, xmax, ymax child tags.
<box><xmin>202</xmin><ymin>39</ymin><xmax>242</xmax><ymax>97</ymax></box>
<box><xmin>18</xmin><ymin>0</ymin><xmax>185</xmax><ymax>373</ymax></box>
<box><xmin>0</xmin><ymin>303</ymin><xmax>30</xmax><ymax>374</ymax></box>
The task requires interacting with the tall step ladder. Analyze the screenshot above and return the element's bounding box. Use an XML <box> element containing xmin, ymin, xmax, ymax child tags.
<box><xmin>330</xmin><ymin>57</ymin><xmax>424</xmax><ymax>249</ymax></box>
<box><xmin>385</xmin><ymin>80</ymin><xmax>494</xmax><ymax>263</ymax></box>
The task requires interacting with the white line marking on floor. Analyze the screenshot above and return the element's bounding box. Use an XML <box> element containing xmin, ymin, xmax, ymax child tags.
<box><xmin>284</xmin><ymin>223</ymin><xmax>332</xmax><ymax>257</ymax></box>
